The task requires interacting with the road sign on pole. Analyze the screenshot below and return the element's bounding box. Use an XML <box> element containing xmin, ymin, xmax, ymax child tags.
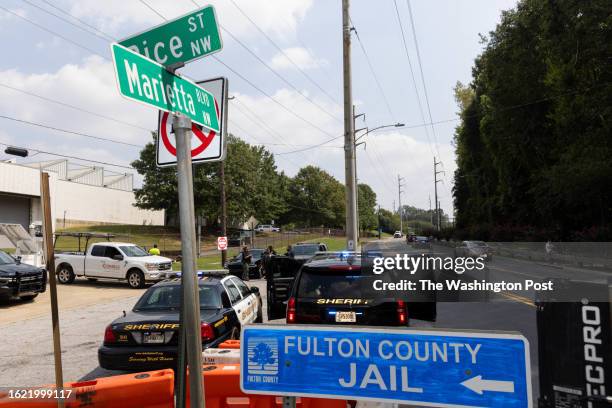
<box><xmin>241</xmin><ymin>325</ymin><xmax>532</xmax><ymax>407</ymax></box>
<box><xmin>157</xmin><ymin>77</ymin><xmax>228</xmax><ymax>167</ymax></box>
<box><xmin>110</xmin><ymin>43</ymin><xmax>219</xmax><ymax>131</ymax></box>
<box><xmin>118</xmin><ymin>5</ymin><xmax>222</xmax><ymax>67</ymax></box>
<box><xmin>217</xmin><ymin>236</ymin><xmax>228</xmax><ymax>251</ymax></box>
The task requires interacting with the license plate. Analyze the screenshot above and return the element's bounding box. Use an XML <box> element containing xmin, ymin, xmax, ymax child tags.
<box><xmin>335</xmin><ymin>311</ymin><xmax>356</xmax><ymax>323</ymax></box>
<box><xmin>143</xmin><ymin>332</ymin><xmax>165</xmax><ymax>344</ymax></box>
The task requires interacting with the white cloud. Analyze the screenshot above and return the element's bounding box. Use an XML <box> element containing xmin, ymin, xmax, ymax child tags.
<box><xmin>269</xmin><ymin>47</ymin><xmax>327</xmax><ymax>70</ymax></box>
<box><xmin>67</xmin><ymin>0</ymin><xmax>313</xmax><ymax>39</ymax></box>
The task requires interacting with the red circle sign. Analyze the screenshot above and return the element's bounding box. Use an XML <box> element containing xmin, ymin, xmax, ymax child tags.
<box><xmin>217</xmin><ymin>236</ymin><xmax>228</xmax><ymax>251</ymax></box>
<box><xmin>160</xmin><ymin>100</ymin><xmax>220</xmax><ymax>157</ymax></box>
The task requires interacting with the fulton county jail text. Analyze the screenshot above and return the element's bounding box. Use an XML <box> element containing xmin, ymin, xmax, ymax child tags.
<box><xmin>283</xmin><ymin>335</ymin><xmax>481</xmax><ymax>391</ymax></box>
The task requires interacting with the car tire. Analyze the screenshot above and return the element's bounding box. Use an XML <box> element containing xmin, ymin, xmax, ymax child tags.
<box><xmin>56</xmin><ymin>264</ymin><xmax>75</xmax><ymax>284</ymax></box>
<box><xmin>127</xmin><ymin>269</ymin><xmax>145</xmax><ymax>289</ymax></box>
<box><xmin>20</xmin><ymin>294</ymin><xmax>38</xmax><ymax>301</ymax></box>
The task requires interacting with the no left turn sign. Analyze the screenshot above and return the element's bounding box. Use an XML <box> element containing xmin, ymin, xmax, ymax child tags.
<box><xmin>156</xmin><ymin>77</ymin><xmax>228</xmax><ymax>167</ymax></box>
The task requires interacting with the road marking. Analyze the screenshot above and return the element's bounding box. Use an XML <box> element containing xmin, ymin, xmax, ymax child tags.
<box><xmin>500</xmin><ymin>291</ymin><xmax>535</xmax><ymax>308</ymax></box>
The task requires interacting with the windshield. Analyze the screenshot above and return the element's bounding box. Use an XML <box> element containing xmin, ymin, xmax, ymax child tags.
<box><xmin>134</xmin><ymin>285</ymin><xmax>222</xmax><ymax>311</ymax></box>
<box><xmin>297</xmin><ymin>268</ymin><xmax>377</xmax><ymax>298</ymax></box>
<box><xmin>293</xmin><ymin>245</ymin><xmax>319</xmax><ymax>256</ymax></box>
<box><xmin>119</xmin><ymin>246</ymin><xmax>149</xmax><ymax>257</ymax></box>
<box><xmin>0</xmin><ymin>251</ymin><xmax>15</xmax><ymax>265</ymax></box>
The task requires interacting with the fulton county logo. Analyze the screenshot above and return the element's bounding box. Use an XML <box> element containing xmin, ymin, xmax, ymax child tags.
<box><xmin>247</xmin><ymin>337</ymin><xmax>278</xmax><ymax>375</ymax></box>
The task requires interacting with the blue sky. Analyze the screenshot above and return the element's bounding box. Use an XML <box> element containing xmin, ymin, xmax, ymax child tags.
<box><xmin>0</xmin><ymin>0</ymin><xmax>518</xmax><ymax>217</ymax></box>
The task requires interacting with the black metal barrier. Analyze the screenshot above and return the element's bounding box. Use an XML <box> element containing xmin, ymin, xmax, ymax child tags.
<box><xmin>537</xmin><ymin>279</ymin><xmax>611</xmax><ymax>407</ymax></box>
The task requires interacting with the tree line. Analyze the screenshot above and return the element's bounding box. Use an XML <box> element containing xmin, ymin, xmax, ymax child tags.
<box><xmin>131</xmin><ymin>134</ymin><xmax>380</xmax><ymax>232</ymax></box>
<box><xmin>453</xmin><ymin>0</ymin><xmax>610</xmax><ymax>241</ymax></box>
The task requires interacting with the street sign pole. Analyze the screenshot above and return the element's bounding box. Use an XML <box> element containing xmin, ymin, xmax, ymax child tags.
<box><xmin>175</xmin><ymin>113</ymin><xmax>204</xmax><ymax>408</ymax></box>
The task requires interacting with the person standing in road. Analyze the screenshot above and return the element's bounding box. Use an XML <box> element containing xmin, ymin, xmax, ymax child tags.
<box><xmin>241</xmin><ymin>246</ymin><xmax>252</xmax><ymax>281</ymax></box>
<box><xmin>148</xmin><ymin>244</ymin><xmax>160</xmax><ymax>256</ymax></box>
<box><xmin>285</xmin><ymin>245</ymin><xmax>294</xmax><ymax>258</ymax></box>
<box><xmin>261</xmin><ymin>246</ymin><xmax>276</xmax><ymax>278</ymax></box>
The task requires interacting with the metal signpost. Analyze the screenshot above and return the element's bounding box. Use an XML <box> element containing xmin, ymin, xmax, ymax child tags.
<box><xmin>241</xmin><ymin>325</ymin><xmax>532</xmax><ymax>408</ymax></box>
<box><xmin>157</xmin><ymin>77</ymin><xmax>228</xmax><ymax>167</ymax></box>
<box><xmin>111</xmin><ymin>5</ymin><xmax>224</xmax><ymax>408</ymax></box>
<box><xmin>111</xmin><ymin>43</ymin><xmax>219</xmax><ymax>132</ymax></box>
<box><xmin>119</xmin><ymin>5</ymin><xmax>222</xmax><ymax>67</ymax></box>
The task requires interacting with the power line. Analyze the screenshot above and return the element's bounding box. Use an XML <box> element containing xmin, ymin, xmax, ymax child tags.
<box><xmin>0</xmin><ymin>5</ymin><xmax>108</xmax><ymax>60</ymax></box>
<box><xmin>138</xmin><ymin>0</ymin><xmax>340</xmax><ymax>142</ymax></box>
<box><xmin>0</xmin><ymin>140</ymin><xmax>135</xmax><ymax>170</ymax></box>
<box><xmin>0</xmin><ymin>114</ymin><xmax>143</xmax><ymax>148</ymax></box>
<box><xmin>391</xmin><ymin>0</ymin><xmax>436</xmax><ymax>157</ymax></box>
<box><xmin>0</xmin><ymin>83</ymin><xmax>150</xmax><ymax>131</ymax></box>
<box><xmin>225</xmin><ymin>0</ymin><xmax>340</xmax><ymax>106</ymax></box>
<box><xmin>349</xmin><ymin>17</ymin><xmax>396</xmax><ymax>122</ymax></box>
<box><xmin>189</xmin><ymin>0</ymin><xmax>341</xmax><ymax>125</ymax></box>
<box><xmin>20</xmin><ymin>0</ymin><xmax>112</xmax><ymax>43</ymax></box>
<box><xmin>405</xmin><ymin>0</ymin><xmax>439</xmax><ymax>152</ymax></box>
<box><xmin>138</xmin><ymin>0</ymin><xmax>167</xmax><ymax>21</ymax></box>
<box><xmin>38</xmin><ymin>0</ymin><xmax>115</xmax><ymax>41</ymax></box>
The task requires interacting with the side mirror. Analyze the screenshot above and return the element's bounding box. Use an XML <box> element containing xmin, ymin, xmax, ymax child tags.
<box><xmin>15</xmin><ymin>256</ymin><xmax>22</xmax><ymax>264</ymax></box>
<box><xmin>112</xmin><ymin>254</ymin><xmax>124</xmax><ymax>261</ymax></box>
<box><xmin>250</xmin><ymin>286</ymin><xmax>259</xmax><ymax>294</ymax></box>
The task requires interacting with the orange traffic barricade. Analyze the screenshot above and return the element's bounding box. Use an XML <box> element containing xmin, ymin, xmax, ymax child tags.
<box><xmin>186</xmin><ymin>364</ymin><xmax>347</xmax><ymax>408</ymax></box>
<box><xmin>218</xmin><ymin>339</ymin><xmax>241</xmax><ymax>349</ymax></box>
<box><xmin>0</xmin><ymin>369</ymin><xmax>175</xmax><ymax>408</ymax></box>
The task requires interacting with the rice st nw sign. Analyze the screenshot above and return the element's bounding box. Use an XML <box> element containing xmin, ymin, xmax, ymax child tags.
<box><xmin>118</xmin><ymin>5</ymin><xmax>222</xmax><ymax>67</ymax></box>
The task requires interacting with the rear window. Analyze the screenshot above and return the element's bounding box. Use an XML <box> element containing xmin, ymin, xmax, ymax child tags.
<box><xmin>297</xmin><ymin>268</ymin><xmax>377</xmax><ymax>298</ymax></box>
<box><xmin>134</xmin><ymin>285</ymin><xmax>222</xmax><ymax>311</ymax></box>
<box><xmin>293</xmin><ymin>245</ymin><xmax>319</xmax><ymax>256</ymax></box>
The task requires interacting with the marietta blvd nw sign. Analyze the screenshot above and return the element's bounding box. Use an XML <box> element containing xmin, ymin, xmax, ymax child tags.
<box><xmin>241</xmin><ymin>325</ymin><xmax>532</xmax><ymax>408</ymax></box>
<box><xmin>111</xmin><ymin>43</ymin><xmax>219</xmax><ymax>132</ymax></box>
<box><xmin>118</xmin><ymin>5</ymin><xmax>222</xmax><ymax>67</ymax></box>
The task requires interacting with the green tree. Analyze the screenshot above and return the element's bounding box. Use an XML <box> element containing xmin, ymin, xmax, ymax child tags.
<box><xmin>286</xmin><ymin>166</ymin><xmax>345</xmax><ymax>227</ymax></box>
<box><xmin>358</xmin><ymin>183</ymin><xmax>377</xmax><ymax>232</ymax></box>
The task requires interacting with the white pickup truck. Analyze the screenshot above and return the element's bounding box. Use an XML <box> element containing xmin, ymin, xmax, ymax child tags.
<box><xmin>55</xmin><ymin>242</ymin><xmax>176</xmax><ymax>288</ymax></box>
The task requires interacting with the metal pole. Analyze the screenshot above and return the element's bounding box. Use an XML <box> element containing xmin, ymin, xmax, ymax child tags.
<box><xmin>342</xmin><ymin>0</ymin><xmax>358</xmax><ymax>251</ymax></box>
<box><xmin>40</xmin><ymin>172</ymin><xmax>64</xmax><ymax>408</ymax></box>
<box><xmin>352</xmin><ymin>105</ymin><xmax>360</xmax><ymax>241</ymax></box>
<box><xmin>174</xmin><ymin>113</ymin><xmax>204</xmax><ymax>408</ymax></box>
<box><xmin>398</xmin><ymin>175</ymin><xmax>404</xmax><ymax>235</ymax></box>
<box><xmin>219</xmin><ymin>161</ymin><xmax>227</xmax><ymax>266</ymax></box>
<box><xmin>434</xmin><ymin>157</ymin><xmax>440</xmax><ymax>231</ymax></box>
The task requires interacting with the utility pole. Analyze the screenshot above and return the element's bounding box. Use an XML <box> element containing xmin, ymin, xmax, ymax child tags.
<box><xmin>398</xmin><ymin>175</ymin><xmax>405</xmax><ymax>235</ymax></box>
<box><xmin>342</xmin><ymin>0</ymin><xmax>358</xmax><ymax>251</ymax></box>
<box><xmin>219</xmin><ymin>161</ymin><xmax>227</xmax><ymax>266</ymax></box>
<box><xmin>429</xmin><ymin>194</ymin><xmax>433</xmax><ymax>226</ymax></box>
<box><xmin>434</xmin><ymin>157</ymin><xmax>443</xmax><ymax>231</ymax></box>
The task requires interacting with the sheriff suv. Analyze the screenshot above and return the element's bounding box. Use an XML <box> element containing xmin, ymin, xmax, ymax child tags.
<box><xmin>0</xmin><ymin>250</ymin><xmax>46</xmax><ymax>301</ymax></box>
<box><xmin>98</xmin><ymin>272</ymin><xmax>262</xmax><ymax>371</ymax></box>
<box><xmin>284</xmin><ymin>253</ymin><xmax>410</xmax><ymax>326</ymax></box>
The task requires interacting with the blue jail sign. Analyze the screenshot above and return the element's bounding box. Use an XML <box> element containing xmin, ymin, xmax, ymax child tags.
<box><xmin>240</xmin><ymin>325</ymin><xmax>532</xmax><ymax>407</ymax></box>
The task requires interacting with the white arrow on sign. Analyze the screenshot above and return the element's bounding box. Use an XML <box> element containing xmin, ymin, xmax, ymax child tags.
<box><xmin>461</xmin><ymin>375</ymin><xmax>515</xmax><ymax>395</ymax></box>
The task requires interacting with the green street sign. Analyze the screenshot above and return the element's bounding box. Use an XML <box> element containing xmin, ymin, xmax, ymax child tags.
<box><xmin>119</xmin><ymin>5</ymin><xmax>222</xmax><ymax>67</ymax></box>
<box><xmin>110</xmin><ymin>43</ymin><xmax>219</xmax><ymax>132</ymax></box>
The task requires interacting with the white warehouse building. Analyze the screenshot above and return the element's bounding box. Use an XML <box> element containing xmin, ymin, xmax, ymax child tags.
<box><xmin>0</xmin><ymin>159</ymin><xmax>164</xmax><ymax>231</ymax></box>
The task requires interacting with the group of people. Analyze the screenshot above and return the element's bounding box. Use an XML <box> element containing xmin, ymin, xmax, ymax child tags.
<box><xmin>239</xmin><ymin>244</ymin><xmax>297</xmax><ymax>280</ymax></box>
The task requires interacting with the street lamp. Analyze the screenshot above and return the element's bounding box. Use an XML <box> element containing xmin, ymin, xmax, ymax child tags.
<box><xmin>4</xmin><ymin>146</ymin><xmax>28</xmax><ymax>157</ymax></box>
<box><xmin>352</xmin><ymin>121</ymin><xmax>404</xmax><ymax>237</ymax></box>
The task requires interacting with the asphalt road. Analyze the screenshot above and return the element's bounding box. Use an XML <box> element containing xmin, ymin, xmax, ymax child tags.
<box><xmin>2</xmin><ymin>241</ymin><xmax>605</xmax><ymax>403</ymax></box>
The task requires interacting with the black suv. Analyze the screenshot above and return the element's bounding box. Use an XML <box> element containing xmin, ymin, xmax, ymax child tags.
<box><xmin>0</xmin><ymin>250</ymin><xmax>47</xmax><ymax>301</ymax></box>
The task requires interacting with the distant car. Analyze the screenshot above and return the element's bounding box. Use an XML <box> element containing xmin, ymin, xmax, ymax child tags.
<box><xmin>225</xmin><ymin>249</ymin><xmax>265</xmax><ymax>279</ymax></box>
<box><xmin>255</xmin><ymin>225</ymin><xmax>280</xmax><ymax>233</ymax></box>
<box><xmin>0</xmin><ymin>250</ymin><xmax>46</xmax><ymax>301</ymax></box>
<box><xmin>412</xmin><ymin>236</ymin><xmax>431</xmax><ymax>249</ymax></box>
<box><xmin>454</xmin><ymin>241</ymin><xmax>493</xmax><ymax>261</ymax></box>
<box><xmin>407</xmin><ymin>234</ymin><xmax>416</xmax><ymax>243</ymax></box>
<box><xmin>98</xmin><ymin>273</ymin><xmax>262</xmax><ymax>371</ymax></box>
<box><xmin>291</xmin><ymin>243</ymin><xmax>328</xmax><ymax>262</ymax></box>
<box><xmin>393</xmin><ymin>231</ymin><xmax>403</xmax><ymax>238</ymax></box>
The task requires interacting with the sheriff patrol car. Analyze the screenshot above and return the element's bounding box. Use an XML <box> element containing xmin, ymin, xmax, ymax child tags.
<box><xmin>98</xmin><ymin>272</ymin><xmax>262</xmax><ymax>371</ymax></box>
